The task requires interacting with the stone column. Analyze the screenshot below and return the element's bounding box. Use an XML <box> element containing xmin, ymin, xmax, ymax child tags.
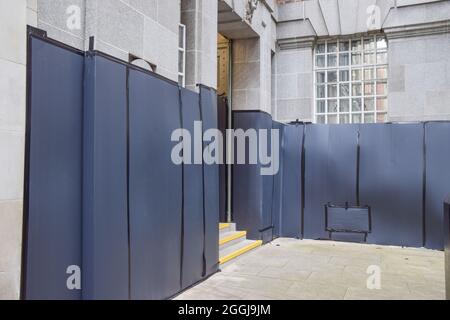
<box><xmin>181</xmin><ymin>0</ymin><xmax>218</xmax><ymax>91</ymax></box>
<box><xmin>0</xmin><ymin>0</ymin><xmax>27</xmax><ymax>300</ymax></box>
<box><xmin>232</xmin><ymin>38</ymin><xmax>261</xmax><ymax>111</ymax></box>
<box><xmin>275</xmin><ymin>35</ymin><xmax>315</xmax><ymax>122</ymax></box>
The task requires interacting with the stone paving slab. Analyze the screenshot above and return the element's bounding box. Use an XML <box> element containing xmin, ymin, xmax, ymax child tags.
<box><xmin>175</xmin><ymin>238</ymin><xmax>445</xmax><ymax>300</ymax></box>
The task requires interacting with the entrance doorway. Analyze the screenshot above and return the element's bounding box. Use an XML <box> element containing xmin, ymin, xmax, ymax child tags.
<box><xmin>216</xmin><ymin>0</ymin><xmax>260</xmax><ymax>223</ymax></box>
<box><xmin>217</xmin><ymin>33</ymin><xmax>231</xmax><ymax>223</ymax></box>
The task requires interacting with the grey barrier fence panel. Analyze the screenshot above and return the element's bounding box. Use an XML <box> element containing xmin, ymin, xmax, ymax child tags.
<box><xmin>326</xmin><ymin>125</ymin><xmax>359</xmax><ymax>206</ymax></box>
<box><xmin>233</xmin><ymin>112</ymin><xmax>263</xmax><ymax>240</ymax></box>
<box><xmin>303</xmin><ymin>124</ymin><xmax>365</xmax><ymax>241</ymax></box>
<box><xmin>331</xmin><ymin>233</ymin><xmax>366</xmax><ymax>242</ymax></box>
<box><xmin>425</xmin><ymin>122</ymin><xmax>450</xmax><ymax>250</ymax></box>
<box><xmin>218</xmin><ymin>97</ymin><xmax>227</xmax><ymax>223</ymax></box>
<box><xmin>82</xmin><ymin>54</ymin><xmax>129</xmax><ymax>299</ymax></box>
<box><xmin>232</xmin><ymin>111</ymin><xmax>274</xmax><ymax>241</ymax></box>
<box><xmin>128</xmin><ymin>69</ymin><xmax>182</xmax><ymax>299</ymax></box>
<box><xmin>279</xmin><ymin>124</ymin><xmax>303</xmax><ymax>238</ymax></box>
<box><xmin>360</xmin><ymin>124</ymin><xmax>424</xmax><ymax>247</ymax></box>
<box><xmin>444</xmin><ymin>198</ymin><xmax>450</xmax><ymax>299</ymax></box>
<box><xmin>271</xmin><ymin>121</ymin><xmax>285</xmax><ymax>238</ymax></box>
<box><xmin>180</xmin><ymin>88</ymin><xmax>204</xmax><ymax>289</ymax></box>
<box><xmin>199</xmin><ymin>86</ymin><xmax>220</xmax><ymax>276</ymax></box>
<box><xmin>25</xmin><ymin>36</ymin><xmax>83</xmax><ymax>299</ymax></box>
<box><xmin>276</xmin><ymin>122</ymin><xmax>448</xmax><ymax>248</ymax></box>
<box><xmin>326</xmin><ymin>125</ymin><xmax>360</xmax><ymax>241</ymax></box>
<box><xmin>26</xmin><ymin>33</ymin><xmax>221</xmax><ymax>300</ymax></box>
<box><xmin>261</xmin><ymin>113</ymin><xmax>275</xmax><ymax>243</ymax></box>
<box><xmin>304</xmin><ymin>125</ymin><xmax>330</xmax><ymax>240</ymax></box>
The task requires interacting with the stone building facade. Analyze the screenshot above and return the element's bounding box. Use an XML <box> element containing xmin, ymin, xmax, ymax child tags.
<box><xmin>25</xmin><ymin>0</ymin><xmax>450</xmax><ymax>122</ymax></box>
<box><xmin>0</xmin><ymin>0</ymin><xmax>27</xmax><ymax>300</ymax></box>
<box><xmin>275</xmin><ymin>0</ymin><xmax>450</xmax><ymax>122</ymax></box>
<box><xmin>0</xmin><ymin>0</ymin><xmax>449</xmax><ymax>299</ymax></box>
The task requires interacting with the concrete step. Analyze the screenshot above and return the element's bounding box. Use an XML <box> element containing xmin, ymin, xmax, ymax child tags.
<box><xmin>219</xmin><ymin>223</ymin><xmax>236</xmax><ymax>236</ymax></box>
<box><xmin>219</xmin><ymin>239</ymin><xmax>263</xmax><ymax>266</ymax></box>
<box><xmin>219</xmin><ymin>230</ymin><xmax>247</xmax><ymax>250</ymax></box>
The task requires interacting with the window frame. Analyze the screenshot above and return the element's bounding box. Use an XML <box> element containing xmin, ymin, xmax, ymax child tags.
<box><xmin>313</xmin><ymin>35</ymin><xmax>388</xmax><ymax>124</ymax></box>
<box><xmin>178</xmin><ymin>23</ymin><xmax>186</xmax><ymax>87</ymax></box>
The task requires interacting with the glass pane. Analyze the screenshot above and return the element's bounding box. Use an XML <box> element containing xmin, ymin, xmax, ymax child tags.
<box><xmin>352</xmin><ymin>83</ymin><xmax>362</xmax><ymax>96</ymax></box>
<box><xmin>328</xmin><ymin>84</ymin><xmax>337</xmax><ymax>97</ymax></box>
<box><xmin>352</xmin><ymin>40</ymin><xmax>362</xmax><ymax>51</ymax></box>
<box><xmin>377</xmin><ymin>67</ymin><xmax>388</xmax><ymax>79</ymax></box>
<box><xmin>179</xmin><ymin>25</ymin><xmax>185</xmax><ymax>48</ymax></box>
<box><xmin>364</xmin><ymin>82</ymin><xmax>375</xmax><ymax>95</ymax></box>
<box><xmin>317</xmin><ymin>85</ymin><xmax>326</xmax><ymax>98</ymax></box>
<box><xmin>317</xmin><ymin>43</ymin><xmax>326</xmax><ymax>53</ymax></box>
<box><xmin>352</xmin><ymin>113</ymin><xmax>362</xmax><ymax>123</ymax></box>
<box><xmin>317</xmin><ymin>100</ymin><xmax>326</xmax><ymax>113</ymax></box>
<box><xmin>364</xmin><ymin>97</ymin><xmax>375</xmax><ymax>111</ymax></box>
<box><xmin>376</xmin><ymin>113</ymin><xmax>387</xmax><ymax>123</ymax></box>
<box><xmin>327</xmin><ymin>42</ymin><xmax>337</xmax><ymax>53</ymax></box>
<box><xmin>377</xmin><ymin>97</ymin><xmax>387</xmax><ymax>111</ymax></box>
<box><xmin>328</xmin><ymin>100</ymin><xmax>338</xmax><ymax>113</ymax></box>
<box><xmin>364</xmin><ymin>113</ymin><xmax>375</xmax><ymax>123</ymax></box>
<box><xmin>376</xmin><ymin>37</ymin><xmax>387</xmax><ymax>50</ymax></box>
<box><xmin>327</xmin><ymin>54</ymin><xmax>337</xmax><ymax>67</ymax></box>
<box><xmin>364</xmin><ymin>52</ymin><xmax>375</xmax><ymax>64</ymax></box>
<box><xmin>340</xmin><ymin>99</ymin><xmax>350</xmax><ymax>112</ymax></box>
<box><xmin>178</xmin><ymin>51</ymin><xmax>184</xmax><ymax>72</ymax></box>
<box><xmin>317</xmin><ymin>71</ymin><xmax>326</xmax><ymax>83</ymax></box>
<box><xmin>351</xmin><ymin>53</ymin><xmax>361</xmax><ymax>65</ymax></box>
<box><xmin>352</xmin><ymin>69</ymin><xmax>362</xmax><ymax>81</ymax></box>
<box><xmin>340</xmin><ymin>70</ymin><xmax>350</xmax><ymax>81</ymax></box>
<box><xmin>316</xmin><ymin>55</ymin><xmax>325</xmax><ymax>67</ymax></box>
<box><xmin>328</xmin><ymin>115</ymin><xmax>338</xmax><ymax>124</ymax></box>
<box><xmin>339</xmin><ymin>83</ymin><xmax>350</xmax><ymax>97</ymax></box>
<box><xmin>314</xmin><ymin>36</ymin><xmax>389</xmax><ymax>126</ymax></box>
<box><xmin>377</xmin><ymin>52</ymin><xmax>387</xmax><ymax>64</ymax></box>
<box><xmin>377</xmin><ymin>81</ymin><xmax>388</xmax><ymax>95</ymax></box>
<box><xmin>339</xmin><ymin>53</ymin><xmax>349</xmax><ymax>66</ymax></box>
<box><xmin>352</xmin><ymin>98</ymin><xmax>362</xmax><ymax>111</ymax></box>
<box><xmin>327</xmin><ymin>71</ymin><xmax>337</xmax><ymax>82</ymax></box>
<box><xmin>364</xmin><ymin>68</ymin><xmax>375</xmax><ymax>80</ymax></box>
<box><xmin>339</xmin><ymin>41</ymin><xmax>349</xmax><ymax>52</ymax></box>
<box><xmin>364</xmin><ymin>38</ymin><xmax>375</xmax><ymax>51</ymax></box>
<box><xmin>317</xmin><ymin>115</ymin><xmax>326</xmax><ymax>124</ymax></box>
<box><xmin>340</xmin><ymin>114</ymin><xmax>350</xmax><ymax>124</ymax></box>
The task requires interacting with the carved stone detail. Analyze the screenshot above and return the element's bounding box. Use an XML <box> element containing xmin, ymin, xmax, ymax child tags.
<box><xmin>245</xmin><ymin>0</ymin><xmax>260</xmax><ymax>23</ymax></box>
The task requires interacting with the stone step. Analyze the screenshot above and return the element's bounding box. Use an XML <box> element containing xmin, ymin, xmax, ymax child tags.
<box><xmin>219</xmin><ymin>223</ymin><xmax>235</xmax><ymax>236</ymax></box>
<box><xmin>219</xmin><ymin>230</ymin><xmax>247</xmax><ymax>250</ymax></box>
<box><xmin>219</xmin><ymin>239</ymin><xmax>263</xmax><ymax>266</ymax></box>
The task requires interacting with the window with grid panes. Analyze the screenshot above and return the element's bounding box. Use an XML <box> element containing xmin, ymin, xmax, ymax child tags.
<box><xmin>314</xmin><ymin>35</ymin><xmax>388</xmax><ymax>124</ymax></box>
<box><xmin>178</xmin><ymin>24</ymin><xmax>186</xmax><ymax>87</ymax></box>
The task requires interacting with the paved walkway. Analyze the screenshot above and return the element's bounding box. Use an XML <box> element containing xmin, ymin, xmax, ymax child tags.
<box><xmin>175</xmin><ymin>238</ymin><xmax>445</xmax><ymax>300</ymax></box>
